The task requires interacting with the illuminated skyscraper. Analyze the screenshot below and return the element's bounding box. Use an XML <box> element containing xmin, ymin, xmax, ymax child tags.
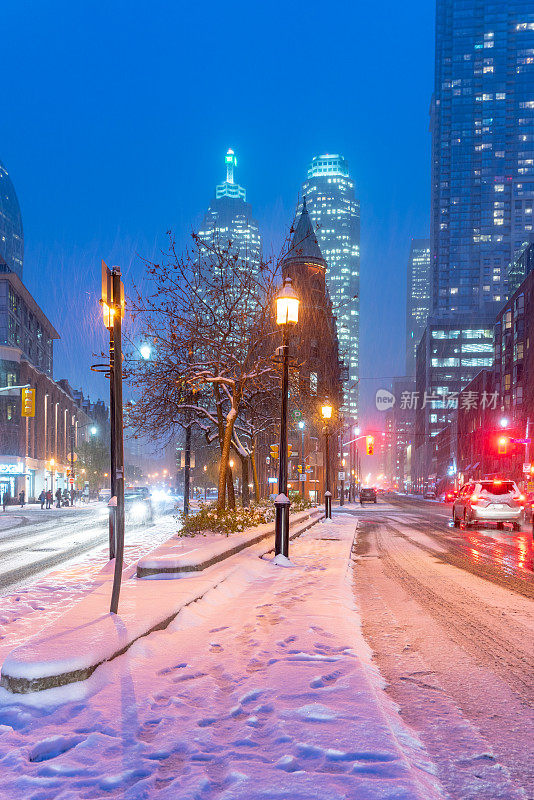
<box><xmin>198</xmin><ymin>149</ymin><xmax>261</xmax><ymax>270</ymax></box>
<box><xmin>406</xmin><ymin>238</ymin><xmax>431</xmax><ymax>375</ymax></box>
<box><xmin>0</xmin><ymin>158</ymin><xmax>24</xmax><ymax>278</ymax></box>
<box><xmin>301</xmin><ymin>154</ymin><xmax>360</xmax><ymax>420</ymax></box>
<box><xmin>431</xmin><ymin>0</ymin><xmax>534</xmax><ymax>315</ymax></box>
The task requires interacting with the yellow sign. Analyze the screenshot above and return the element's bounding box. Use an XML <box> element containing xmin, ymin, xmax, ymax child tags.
<box><xmin>21</xmin><ymin>388</ymin><xmax>35</xmax><ymax>418</ymax></box>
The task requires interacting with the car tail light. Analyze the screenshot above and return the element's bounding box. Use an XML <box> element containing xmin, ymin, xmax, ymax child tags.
<box><xmin>470</xmin><ymin>494</ymin><xmax>480</xmax><ymax>504</ymax></box>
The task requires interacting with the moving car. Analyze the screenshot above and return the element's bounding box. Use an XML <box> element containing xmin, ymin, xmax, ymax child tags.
<box><xmin>452</xmin><ymin>479</ymin><xmax>524</xmax><ymax>530</ymax></box>
<box><xmin>124</xmin><ymin>487</ymin><xmax>153</xmax><ymax>525</ymax></box>
<box><xmin>98</xmin><ymin>488</ymin><xmax>111</xmax><ymax>502</ymax></box>
<box><xmin>423</xmin><ymin>490</ymin><xmax>437</xmax><ymax>500</ymax></box>
<box><xmin>360</xmin><ymin>487</ymin><xmax>377</xmax><ymax>504</ymax></box>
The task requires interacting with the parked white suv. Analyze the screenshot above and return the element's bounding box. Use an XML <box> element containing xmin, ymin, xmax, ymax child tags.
<box><xmin>452</xmin><ymin>479</ymin><xmax>524</xmax><ymax>530</ymax></box>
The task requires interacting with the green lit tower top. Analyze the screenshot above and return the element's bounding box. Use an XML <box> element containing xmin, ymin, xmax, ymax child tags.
<box><xmin>301</xmin><ymin>154</ymin><xmax>360</xmax><ymax>420</ymax></box>
<box><xmin>198</xmin><ymin>149</ymin><xmax>261</xmax><ymax>270</ymax></box>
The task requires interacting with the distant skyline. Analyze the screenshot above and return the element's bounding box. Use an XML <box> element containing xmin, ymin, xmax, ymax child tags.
<box><xmin>2</xmin><ymin>0</ymin><xmax>434</xmax><ymax>422</ymax></box>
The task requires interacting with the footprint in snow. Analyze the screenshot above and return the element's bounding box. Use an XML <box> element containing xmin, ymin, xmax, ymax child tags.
<box><xmin>29</xmin><ymin>735</ymin><xmax>85</xmax><ymax>762</ymax></box>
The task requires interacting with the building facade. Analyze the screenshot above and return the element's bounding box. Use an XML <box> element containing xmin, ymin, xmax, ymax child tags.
<box><xmin>0</xmin><ymin>264</ymin><xmax>55</xmax><ymax>376</ymax></box>
<box><xmin>414</xmin><ymin>314</ymin><xmax>494</xmax><ymax>485</ymax></box>
<box><xmin>384</xmin><ymin>376</ymin><xmax>416</xmax><ymax>490</ymax></box>
<box><xmin>281</xmin><ymin>204</ymin><xmax>344</xmax><ymax>502</ymax></box>
<box><xmin>0</xmin><ymin>159</ymin><xmax>24</xmax><ymax>279</ymax></box>
<box><xmin>431</xmin><ymin>0</ymin><xmax>534</xmax><ymax>317</ymax></box>
<box><xmin>431</xmin><ymin>0</ymin><xmax>534</xmax><ymax>314</ymax></box>
<box><xmin>508</xmin><ymin>240</ymin><xmax>534</xmax><ymax>294</ymax></box>
<box><xmin>0</xmin><ymin>346</ymin><xmax>93</xmax><ymax>500</ymax></box>
<box><xmin>197</xmin><ymin>149</ymin><xmax>261</xmax><ymax>271</ymax></box>
<box><xmin>406</xmin><ymin>238</ymin><xmax>431</xmax><ymax>375</ymax></box>
<box><xmin>301</xmin><ymin>154</ymin><xmax>360</xmax><ymax>420</ymax></box>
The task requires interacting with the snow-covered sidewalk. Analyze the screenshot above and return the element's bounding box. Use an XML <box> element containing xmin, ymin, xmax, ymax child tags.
<box><xmin>0</xmin><ymin>515</ymin><xmax>443</xmax><ymax>799</ymax></box>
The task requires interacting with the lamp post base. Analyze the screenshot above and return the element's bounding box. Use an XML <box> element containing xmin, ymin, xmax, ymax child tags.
<box><xmin>274</xmin><ymin>493</ymin><xmax>290</xmax><ymax>557</ymax></box>
<box><xmin>325</xmin><ymin>490</ymin><xmax>332</xmax><ymax>519</ymax></box>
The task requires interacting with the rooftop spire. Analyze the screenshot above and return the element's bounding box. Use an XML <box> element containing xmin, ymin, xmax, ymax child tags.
<box><xmin>288</xmin><ymin>202</ymin><xmax>325</xmax><ymax>263</ymax></box>
<box><xmin>225</xmin><ymin>148</ymin><xmax>236</xmax><ymax>184</ymax></box>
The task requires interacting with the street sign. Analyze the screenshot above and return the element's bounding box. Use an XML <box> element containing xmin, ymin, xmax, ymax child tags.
<box><xmin>305</xmin><ymin>466</ymin><xmax>313</xmax><ymax>473</ymax></box>
<box><xmin>338</xmin><ymin>471</ymin><xmax>345</xmax><ymax>481</ymax></box>
<box><xmin>292</xmin><ymin>409</ymin><xmax>302</xmax><ymax>420</ymax></box>
<box><xmin>513</xmin><ymin>438</ymin><xmax>531</xmax><ymax>445</ymax></box>
<box><xmin>299</xmin><ymin>474</ymin><xmax>306</xmax><ymax>482</ymax></box>
<box><xmin>69</xmin><ymin>478</ymin><xmax>74</xmax><ymax>485</ymax></box>
<box><xmin>268</xmin><ymin>477</ymin><xmax>277</xmax><ymax>484</ymax></box>
<box><xmin>523</xmin><ymin>463</ymin><xmax>531</xmax><ymax>473</ymax></box>
<box><xmin>21</xmin><ymin>388</ymin><xmax>35</xmax><ymax>418</ymax></box>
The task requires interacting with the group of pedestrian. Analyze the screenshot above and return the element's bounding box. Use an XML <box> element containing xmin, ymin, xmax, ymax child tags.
<box><xmin>2</xmin><ymin>490</ymin><xmax>25</xmax><ymax>510</ymax></box>
<box><xmin>37</xmin><ymin>488</ymin><xmax>72</xmax><ymax>509</ymax></box>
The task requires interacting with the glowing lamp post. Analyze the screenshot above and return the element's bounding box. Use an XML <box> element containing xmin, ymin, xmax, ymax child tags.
<box><xmin>321</xmin><ymin>402</ymin><xmax>333</xmax><ymax>519</ymax></box>
<box><xmin>274</xmin><ymin>278</ymin><xmax>300</xmax><ymax>558</ymax></box>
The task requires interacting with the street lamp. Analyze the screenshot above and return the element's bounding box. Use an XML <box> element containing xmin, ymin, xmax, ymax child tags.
<box><xmin>139</xmin><ymin>343</ymin><xmax>152</xmax><ymax>360</ymax></box>
<box><xmin>321</xmin><ymin>401</ymin><xmax>333</xmax><ymax>519</ymax></box>
<box><xmin>274</xmin><ymin>277</ymin><xmax>300</xmax><ymax>558</ymax></box>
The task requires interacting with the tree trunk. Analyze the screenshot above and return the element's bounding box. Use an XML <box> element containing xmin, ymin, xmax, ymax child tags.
<box><xmin>251</xmin><ymin>442</ymin><xmax>260</xmax><ymax>502</ymax></box>
<box><xmin>217</xmin><ymin>405</ymin><xmax>237</xmax><ymax>512</ymax></box>
<box><xmin>241</xmin><ymin>455</ymin><xmax>250</xmax><ymax>507</ymax></box>
<box><xmin>226</xmin><ymin>466</ymin><xmax>236</xmax><ymax>510</ymax></box>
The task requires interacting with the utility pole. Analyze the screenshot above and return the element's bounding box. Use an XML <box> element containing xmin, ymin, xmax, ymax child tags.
<box><xmin>100</xmin><ymin>261</ymin><xmax>125</xmax><ymax>614</ymax></box>
<box><xmin>109</xmin><ymin>267</ymin><xmax>125</xmax><ymax>615</ymax></box>
<box><xmin>108</xmin><ymin>325</ymin><xmax>116</xmax><ymax>559</ymax></box>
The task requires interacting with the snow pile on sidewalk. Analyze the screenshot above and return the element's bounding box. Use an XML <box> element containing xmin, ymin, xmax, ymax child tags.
<box><xmin>0</xmin><ymin>516</ymin><xmax>444</xmax><ymax>799</ymax></box>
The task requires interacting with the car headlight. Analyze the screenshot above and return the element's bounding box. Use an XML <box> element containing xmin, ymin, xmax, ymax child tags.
<box><xmin>130</xmin><ymin>501</ymin><xmax>146</xmax><ymax>519</ymax></box>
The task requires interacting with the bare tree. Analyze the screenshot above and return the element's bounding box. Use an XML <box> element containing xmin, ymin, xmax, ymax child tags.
<box><xmin>127</xmin><ymin>234</ymin><xmax>282</xmax><ymax>512</ymax></box>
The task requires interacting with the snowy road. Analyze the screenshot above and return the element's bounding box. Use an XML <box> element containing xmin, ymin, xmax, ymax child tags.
<box><xmin>0</xmin><ymin>502</ymin><xmax>177</xmax><ymax>595</ymax></box>
<box><xmin>350</xmin><ymin>497</ymin><xmax>534</xmax><ymax>799</ymax></box>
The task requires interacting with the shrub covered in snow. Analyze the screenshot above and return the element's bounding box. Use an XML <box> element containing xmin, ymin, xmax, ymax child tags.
<box><xmin>177</xmin><ymin>495</ymin><xmax>314</xmax><ymax>537</ymax></box>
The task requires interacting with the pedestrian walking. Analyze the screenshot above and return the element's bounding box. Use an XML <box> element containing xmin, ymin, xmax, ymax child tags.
<box><xmin>46</xmin><ymin>489</ymin><xmax>53</xmax><ymax>509</ymax></box>
<box><xmin>55</xmin><ymin>487</ymin><xmax>62</xmax><ymax>508</ymax></box>
<box><xmin>38</xmin><ymin>489</ymin><xmax>45</xmax><ymax>509</ymax></box>
<box><xmin>18</xmin><ymin>490</ymin><xmax>25</xmax><ymax>508</ymax></box>
<box><xmin>2</xmin><ymin>490</ymin><xmax>9</xmax><ymax>512</ymax></box>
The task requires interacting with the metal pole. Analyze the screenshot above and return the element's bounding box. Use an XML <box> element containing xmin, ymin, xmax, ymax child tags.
<box><xmin>70</xmin><ymin>424</ymin><xmax>75</xmax><ymax>505</ymax></box>
<box><xmin>340</xmin><ymin>432</ymin><xmax>344</xmax><ymax>507</ymax></box>
<box><xmin>301</xmin><ymin>425</ymin><xmax>305</xmax><ymax>497</ymax></box>
<box><xmin>275</xmin><ymin>326</ymin><xmax>290</xmax><ymax>557</ymax></box>
<box><xmin>108</xmin><ymin>328</ymin><xmax>116</xmax><ymax>560</ymax></box>
<box><xmin>324</xmin><ymin>425</ymin><xmax>332</xmax><ymax>519</ymax></box>
<box><xmin>184</xmin><ymin>424</ymin><xmax>191</xmax><ymax>517</ymax></box>
<box><xmin>110</xmin><ymin>268</ymin><xmax>125</xmax><ymax>615</ymax></box>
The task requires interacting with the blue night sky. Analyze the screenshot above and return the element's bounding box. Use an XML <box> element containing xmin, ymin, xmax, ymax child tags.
<box><xmin>3</xmin><ymin>0</ymin><xmax>434</xmax><ymax>425</ymax></box>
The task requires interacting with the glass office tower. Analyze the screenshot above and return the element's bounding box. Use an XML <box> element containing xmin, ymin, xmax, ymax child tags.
<box><xmin>198</xmin><ymin>149</ymin><xmax>261</xmax><ymax>272</ymax></box>
<box><xmin>431</xmin><ymin>0</ymin><xmax>534</xmax><ymax>315</ymax></box>
<box><xmin>301</xmin><ymin>154</ymin><xmax>360</xmax><ymax>420</ymax></box>
<box><xmin>406</xmin><ymin>238</ymin><xmax>431</xmax><ymax>375</ymax></box>
<box><xmin>0</xmin><ymin>158</ymin><xmax>24</xmax><ymax>278</ymax></box>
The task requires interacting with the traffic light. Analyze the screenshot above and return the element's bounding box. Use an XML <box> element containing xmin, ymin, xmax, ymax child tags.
<box><xmin>21</xmin><ymin>388</ymin><xmax>35</xmax><ymax>418</ymax></box>
<box><xmin>366</xmin><ymin>435</ymin><xmax>374</xmax><ymax>456</ymax></box>
<box><xmin>287</xmin><ymin>444</ymin><xmax>292</xmax><ymax>458</ymax></box>
<box><xmin>498</xmin><ymin>436</ymin><xmax>508</xmax><ymax>455</ymax></box>
<box><xmin>297</xmin><ymin>465</ymin><xmax>303</xmax><ymax>473</ymax></box>
<box><xmin>270</xmin><ymin>444</ymin><xmax>279</xmax><ymax>460</ymax></box>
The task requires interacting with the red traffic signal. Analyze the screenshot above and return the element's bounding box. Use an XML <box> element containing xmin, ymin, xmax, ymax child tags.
<box><xmin>498</xmin><ymin>436</ymin><xmax>508</xmax><ymax>455</ymax></box>
<box><xmin>366</xmin><ymin>435</ymin><xmax>374</xmax><ymax>456</ymax></box>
